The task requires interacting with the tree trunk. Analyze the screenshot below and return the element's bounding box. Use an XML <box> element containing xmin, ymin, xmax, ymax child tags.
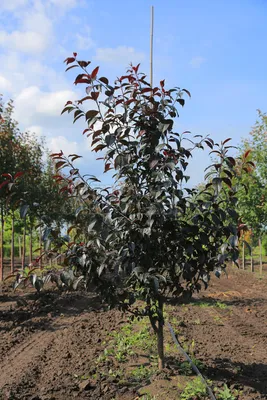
<box><xmin>250</xmin><ymin>247</ymin><xmax>254</xmax><ymax>272</ymax></box>
<box><xmin>0</xmin><ymin>207</ymin><xmax>4</xmax><ymax>281</ymax></box>
<box><xmin>19</xmin><ymin>236</ymin><xmax>22</xmax><ymax>258</ymax></box>
<box><xmin>39</xmin><ymin>225</ymin><xmax>43</xmax><ymax>268</ymax></box>
<box><xmin>157</xmin><ymin>298</ymin><xmax>165</xmax><ymax>370</ymax></box>
<box><xmin>22</xmin><ymin>219</ymin><xmax>26</xmax><ymax>268</ymax></box>
<box><xmin>259</xmin><ymin>237</ymin><xmax>263</xmax><ymax>275</ymax></box>
<box><xmin>29</xmin><ymin>225</ymin><xmax>33</xmax><ymax>264</ymax></box>
<box><xmin>11</xmin><ymin>212</ymin><xmax>15</xmax><ymax>273</ymax></box>
<box><xmin>242</xmin><ymin>241</ymin><xmax>245</xmax><ymax>270</ymax></box>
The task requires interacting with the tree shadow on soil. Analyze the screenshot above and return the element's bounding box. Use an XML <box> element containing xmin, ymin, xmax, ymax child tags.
<box><xmin>206</xmin><ymin>358</ymin><xmax>267</xmax><ymax>396</ymax></box>
<box><xmin>182</xmin><ymin>295</ymin><xmax>267</xmax><ymax>309</ymax></box>
<box><xmin>0</xmin><ymin>290</ymin><xmax>107</xmax><ymax>332</ymax></box>
<box><xmin>214</xmin><ymin>297</ymin><xmax>267</xmax><ymax>307</ymax></box>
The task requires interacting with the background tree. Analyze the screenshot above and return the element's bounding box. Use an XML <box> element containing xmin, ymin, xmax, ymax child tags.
<box><xmin>32</xmin><ymin>158</ymin><xmax>76</xmax><ymax>266</ymax></box>
<box><xmin>236</xmin><ymin>110</ymin><xmax>267</xmax><ymax>273</ymax></box>
<box><xmin>0</xmin><ymin>97</ymin><xmax>75</xmax><ymax>278</ymax></box>
<box><xmin>0</xmin><ymin>98</ymin><xmax>21</xmax><ymax>279</ymax></box>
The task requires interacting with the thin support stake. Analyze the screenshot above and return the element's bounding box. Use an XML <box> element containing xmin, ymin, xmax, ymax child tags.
<box><xmin>150</xmin><ymin>5</ymin><xmax>154</xmax><ymax>88</ymax></box>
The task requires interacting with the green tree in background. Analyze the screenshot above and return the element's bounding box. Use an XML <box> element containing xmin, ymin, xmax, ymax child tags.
<box><xmin>236</xmin><ymin>110</ymin><xmax>267</xmax><ymax>273</ymax></box>
<box><xmin>0</xmin><ymin>97</ymin><xmax>76</xmax><ymax>279</ymax></box>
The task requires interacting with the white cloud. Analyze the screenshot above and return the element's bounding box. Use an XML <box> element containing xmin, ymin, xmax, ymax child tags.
<box><xmin>0</xmin><ymin>0</ymin><xmax>99</xmax><ymax>175</ymax></box>
<box><xmin>0</xmin><ymin>51</ymin><xmax>72</xmax><ymax>97</ymax></box>
<box><xmin>0</xmin><ymin>5</ymin><xmax>53</xmax><ymax>54</ymax></box>
<box><xmin>25</xmin><ymin>125</ymin><xmax>44</xmax><ymax>138</ymax></box>
<box><xmin>76</xmin><ymin>27</ymin><xmax>95</xmax><ymax>50</ymax></box>
<box><xmin>25</xmin><ymin>129</ymin><xmax>82</xmax><ymax>165</ymax></box>
<box><xmin>49</xmin><ymin>0</ymin><xmax>78</xmax><ymax>8</ymax></box>
<box><xmin>0</xmin><ymin>2</ymin><xmax>54</xmax><ymax>54</ymax></box>
<box><xmin>1</xmin><ymin>0</ymin><xmax>28</xmax><ymax>11</ymax></box>
<box><xmin>21</xmin><ymin>8</ymin><xmax>53</xmax><ymax>36</ymax></box>
<box><xmin>189</xmin><ymin>56</ymin><xmax>206</xmax><ymax>68</ymax></box>
<box><xmin>0</xmin><ymin>75</ymin><xmax>12</xmax><ymax>93</ymax></box>
<box><xmin>13</xmin><ymin>86</ymin><xmax>77</xmax><ymax>125</ymax></box>
<box><xmin>49</xmin><ymin>135</ymin><xmax>79</xmax><ymax>155</ymax></box>
<box><xmin>0</xmin><ymin>30</ymin><xmax>49</xmax><ymax>54</ymax></box>
<box><xmin>94</xmin><ymin>46</ymin><xmax>145</xmax><ymax>65</ymax></box>
<box><xmin>37</xmin><ymin>90</ymin><xmax>77</xmax><ymax>116</ymax></box>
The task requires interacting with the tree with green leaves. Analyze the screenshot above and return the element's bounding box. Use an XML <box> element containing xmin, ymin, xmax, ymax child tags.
<box><xmin>48</xmin><ymin>54</ymin><xmax>249</xmax><ymax>369</ymax></box>
<box><xmin>0</xmin><ymin>97</ymin><xmax>22</xmax><ymax>279</ymax></box>
<box><xmin>236</xmin><ymin>110</ymin><xmax>267</xmax><ymax>273</ymax></box>
<box><xmin>0</xmin><ymin>97</ymin><xmax>76</xmax><ymax>278</ymax></box>
<box><xmin>31</xmin><ymin>158</ymin><xmax>77</xmax><ymax>266</ymax></box>
<box><xmin>0</xmin><ymin>97</ymin><xmax>44</xmax><ymax>274</ymax></box>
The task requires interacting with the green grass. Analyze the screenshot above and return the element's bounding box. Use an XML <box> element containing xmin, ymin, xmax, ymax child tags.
<box><xmin>192</xmin><ymin>300</ymin><xmax>228</xmax><ymax>309</ymax></box>
<box><xmin>215</xmin><ymin>384</ymin><xmax>241</xmax><ymax>400</ymax></box>
<box><xmin>180</xmin><ymin>379</ymin><xmax>239</xmax><ymax>400</ymax></box>
<box><xmin>214</xmin><ymin>301</ymin><xmax>228</xmax><ymax>309</ymax></box>
<box><xmin>213</xmin><ymin>315</ymin><xmax>223</xmax><ymax>324</ymax></box>
<box><xmin>110</xmin><ymin>323</ymin><xmax>156</xmax><ymax>354</ymax></box>
<box><xmin>96</xmin><ymin>319</ymin><xmax>156</xmax><ymax>370</ymax></box>
<box><xmin>192</xmin><ymin>301</ymin><xmax>211</xmax><ymax>308</ymax></box>
<box><xmin>91</xmin><ymin>319</ymin><xmax>159</xmax><ymax>388</ymax></box>
<box><xmin>180</xmin><ymin>377</ymin><xmax>209</xmax><ymax>399</ymax></box>
<box><xmin>179</xmin><ymin>358</ymin><xmax>205</xmax><ymax>375</ymax></box>
<box><xmin>130</xmin><ymin>365</ymin><xmax>155</xmax><ymax>382</ymax></box>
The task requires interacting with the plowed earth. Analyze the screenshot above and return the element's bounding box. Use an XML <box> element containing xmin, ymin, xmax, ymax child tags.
<box><xmin>0</xmin><ymin>267</ymin><xmax>267</xmax><ymax>400</ymax></box>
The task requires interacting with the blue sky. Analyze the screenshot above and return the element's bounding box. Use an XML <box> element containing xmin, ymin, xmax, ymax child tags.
<box><xmin>0</xmin><ymin>0</ymin><xmax>267</xmax><ymax>186</ymax></box>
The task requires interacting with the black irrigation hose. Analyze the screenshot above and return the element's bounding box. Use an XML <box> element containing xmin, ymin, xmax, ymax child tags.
<box><xmin>167</xmin><ymin>322</ymin><xmax>217</xmax><ymax>400</ymax></box>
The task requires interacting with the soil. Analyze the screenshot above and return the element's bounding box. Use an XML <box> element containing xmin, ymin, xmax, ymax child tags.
<box><xmin>0</xmin><ymin>266</ymin><xmax>267</xmax><ymax>400</ymax></box>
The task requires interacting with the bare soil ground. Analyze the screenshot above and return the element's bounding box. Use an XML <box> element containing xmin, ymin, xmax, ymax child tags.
<box><xmin>0</xmin><ymin>266</ymin><xmax>267</xmax><ymax>399</ymax></box>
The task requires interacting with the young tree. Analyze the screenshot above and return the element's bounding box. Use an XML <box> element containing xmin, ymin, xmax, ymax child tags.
<box><xmin>237</xmin><ymin>111</ymin><xmax>267</xmax><ymax>273</ymax></box>
<box><xmin>49</xmin><ymin>55</ymin><xmax>249</xmax><ymax>369</ymax></box>
<box><xmin>0</xmin><ymin>97</ymin><xmax>71</xmax><ymax>275</ymax></box>
<box><xmin>0</xmin><ymin>97</ymin><xmax>46</xmax><ymax>274</ymax></box>
<box><xmin>0</xmin><ymin>98</ymin><xmax>21</xmax><ymax>279</ymax></box>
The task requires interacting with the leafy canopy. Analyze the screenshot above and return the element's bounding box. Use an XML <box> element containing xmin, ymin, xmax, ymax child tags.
<box><xmin>48</xmin><ymin>54</ymin><xmax>250</xmax><ymax>321</ymax></box>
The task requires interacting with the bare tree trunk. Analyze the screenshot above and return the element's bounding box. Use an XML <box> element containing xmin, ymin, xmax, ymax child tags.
<box><xmin>39</xmin><ymin>225</ymin><xmax>43</xmax><ymax>268</ymax></box>
<box><xmin>157</xmin><ymin>297</ymin><xmax>165</xmax><ymax>370</ymax></box>
<box><xmin>259</xmin><ymin>237</ymin><xmax>263</xmax><ymax>275</ymax></box>
<box><xmin>19</xmin><ymin>235</ymin><xmax>22</xmax><ymax>258</ymax></box>
<box><xmin>11</xmin><ymin>212</ymin><xmax>15</xmax><ymax>273</ymax></box>
<box><xmin>29</xmin><ymin>225</ymin><xmax>33</xmax><ymax>264</ymax></box>
<box><xmin>242</xmin><ymin>241</ymin><xmax>245</xmax><ymax>270</ymax></box>
<box><xmin>22</xmin><ymin>219</ymin><xmax>26</xmax><ymax>268</ymax></box>
<box><xmin>251</xmin><ymin>247</ymin><xmax>254</xmax><ymax>272</ymax></box>
<box><xmin>0</xmin><ymin>207</ymin><xmax>4</xmax><ymax>281</ymax></box>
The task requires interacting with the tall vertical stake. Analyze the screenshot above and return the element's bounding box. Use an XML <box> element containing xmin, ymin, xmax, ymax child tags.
<box><xmin>150</xmin><ymin>5</ymin><xmax>154</xmax><ymax>88</ymax></box>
